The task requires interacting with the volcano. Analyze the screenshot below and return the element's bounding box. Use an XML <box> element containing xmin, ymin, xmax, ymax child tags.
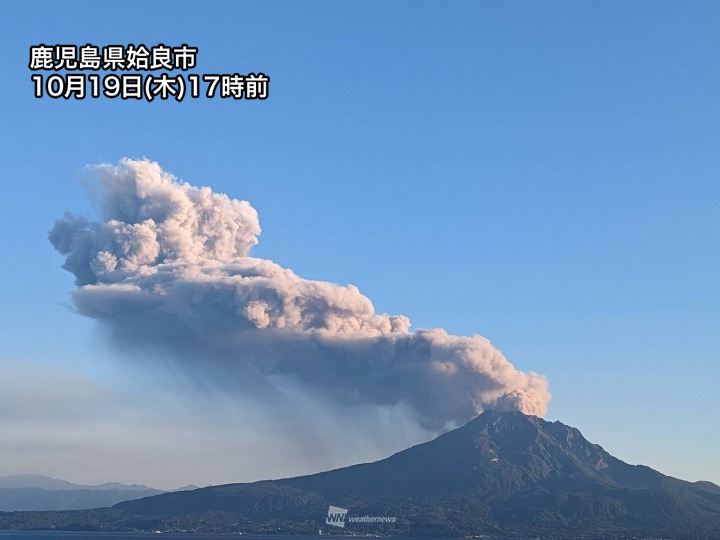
<box><xmin>3</xmin><ymin>411</ymin><xmax>720</xmax><ymax>538</ymax></box>
<box><xmin>111</xmin><ymin>410</ymin><xmax>720</xmax><ymax>537</ymax></box>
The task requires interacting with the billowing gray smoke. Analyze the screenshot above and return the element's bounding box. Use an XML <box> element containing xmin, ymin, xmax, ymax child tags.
<box><xmin>49</xmin><ymin>158</ymin><xmax>550</xmax><ymax>428</ymax></box>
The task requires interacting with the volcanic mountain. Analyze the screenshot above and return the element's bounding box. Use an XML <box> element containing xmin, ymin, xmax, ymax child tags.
<box><xmin>111</xmin><ymin>410</ymin><xmax>720</xmax><ymax>537</ymax></box>
<box><xmin>2</xmin><ymin>411</ymin><xmax>719</xmax><ymax>538</ymax></box>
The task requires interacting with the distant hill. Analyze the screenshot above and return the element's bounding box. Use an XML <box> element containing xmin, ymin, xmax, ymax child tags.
<box><xmin>0</xmin><ymin>474</ymin><xmax>156</xmax><ymax>492</ymax></box>
<box><xmin>0</xmin><ymin>475</ymin><xmax>181</xmax><ymax>511</ymax></box>
<box><xmin>2</xmin><ymin>411</ymin><xmax>720</xmax><ymax>538</ymax></box>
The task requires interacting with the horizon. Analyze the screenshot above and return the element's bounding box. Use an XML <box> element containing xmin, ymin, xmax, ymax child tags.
<box><xmin>0</xmin><ymin>408</ymin><xmax>715</xmax><ymax>492</ymax></box>
<box><xmin>5</xmin><ymin>408</ymin><xmax>716</xmax><ymax>491</ymax></box>
<box><xmin>1</xmin><ymin>1</ymin><xmax>719</xmax><ymax>493</ymax></box>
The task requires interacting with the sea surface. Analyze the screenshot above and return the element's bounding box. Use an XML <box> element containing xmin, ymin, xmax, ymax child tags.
<box><xmin>0</xmin><ymin>534</ymin><xmax>384</xmax><ymax>540</ymax></box>
<box><xmin>0</xmin><ymin>535</ymin><xmax>488</xmax><ymax>540</ymax></box>
<box><xmin>0</xmin><ymin>534</ymin><xmax>354</xmax><ymax>540</ymax></box>
<box><xmin>0</xmin><ymin>534</ymin><xmax>440</xmax><ymax>540</ymax></box>
<box><xmin>0</xmin><ymin>534</ymin><xmax>250</xmax><ymax>540</ymax></box>
<box><xmin>0</xmin><ymin>535</ymin><xmax>407</xmax><ymax>540</ymax></box>
<box><xmin>0</xmin><ymin>534</ymin><xmax>567</xmax><ymax>540</ymax></box>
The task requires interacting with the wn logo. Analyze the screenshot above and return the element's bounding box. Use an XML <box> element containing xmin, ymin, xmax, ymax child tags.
<box><xmin>326</xmin><ymin>505</ymin><xmax>348</xmax><ymax>528</ymax></box>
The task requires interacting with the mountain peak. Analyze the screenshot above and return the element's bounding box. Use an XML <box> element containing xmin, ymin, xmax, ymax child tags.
<box><xmin>462</xmin><ymin>409</ymin><xmax>597</xmax><ymax>452</ymax></box>
<box><xmin>464</xmin><ymin>408</ymin><xmax>542</xmax><ymax>429</ymax></box>
<box><xmin>14</xmin><ymin>411</ymin><xmax>719</xmax><ymax>538</ymax></box>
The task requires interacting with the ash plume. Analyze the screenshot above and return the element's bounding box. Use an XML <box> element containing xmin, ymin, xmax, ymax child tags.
<box><xmin>49</xmin><ymin>158</ymin><xmax>550</xmax><ymax>428</ymax></box>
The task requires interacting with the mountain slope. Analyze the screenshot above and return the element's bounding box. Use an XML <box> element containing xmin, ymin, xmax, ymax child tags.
<box><xmin>114</xmin><ymin>411</ymin><xmax>720</xmax><ymax>537</ymax></box>
<box><xmin>0</xmin><ymin>487</ymin><xmax>166</xmax><ymax>512</ymax></box>
<box><xmin>2</xmin><ymin>411</ymin><xmax>719</xmax><ymax>537</ymax></box>
<box><xmin>0</xmin><ymin>475</ymin><xmax>163</xmax><ymax>511</ymax></box>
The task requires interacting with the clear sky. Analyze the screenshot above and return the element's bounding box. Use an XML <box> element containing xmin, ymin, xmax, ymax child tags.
<box><xmin>1</xmin><ymin>1</ymin><xmax>719</xmax><ymax>489</ymax></box>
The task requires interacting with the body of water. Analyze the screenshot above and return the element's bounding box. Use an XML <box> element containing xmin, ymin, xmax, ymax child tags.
<box><xmin>0</xmin><ymin>534</ymin><xmax>429</xmax><ymax>540</ymax></box>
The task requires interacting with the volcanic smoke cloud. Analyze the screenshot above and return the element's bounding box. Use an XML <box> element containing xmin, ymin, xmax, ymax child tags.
<box><xmin>49</xmin><ymin>158</ymin><xmax>550</xmax><ymax>428</ymax></box>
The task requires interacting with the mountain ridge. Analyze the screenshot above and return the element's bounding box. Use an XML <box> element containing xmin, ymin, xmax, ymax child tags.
<box><xmin>2</xmin><ymin>411</ymin><xmax>719</xmax><ymax>538</ymax></box>
<box><xmin>110</xmin><ymin>410</ymin><xmax>720</xmax><ymax>537</ymax></box>
<box><xmin>0</xmin><ymin>474</ymin><xmax>198</xmax><ymax>512</ymax></box>
<box><xmin>0</xmin><ymin>474</ymin><xmax>157</xmax><ymax>492</ymax></box>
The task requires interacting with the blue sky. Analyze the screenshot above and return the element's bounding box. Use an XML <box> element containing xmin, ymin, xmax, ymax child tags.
<box><xmin>1</xmin><ymin>1</ymin><xmax>719</xmax><ymax>487</ymax></box>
